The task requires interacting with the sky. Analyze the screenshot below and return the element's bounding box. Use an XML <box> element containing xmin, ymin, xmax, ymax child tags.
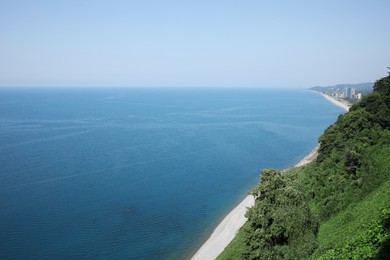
<box><xmin>0</xmin><ymin>0</ymin><xmax>389</xmax><ymax>88</ymax></box>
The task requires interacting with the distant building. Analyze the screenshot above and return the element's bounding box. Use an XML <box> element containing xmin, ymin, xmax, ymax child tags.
<box><xmin>344</xmin><ymin>87</ymin><xmax>359</xmax><ymax>99</ymax></box>
<box><xmin>345</xmin><ymin>88</ymin><xmax>352</xmax><ymax>98</ymax></box>
<box><xmin>357</xmin><ymin>93</ymin><xmax>362</xmax><ymax>100</ymax></box>
<box><xmin>351</xmin><ymin>88</ymin><xmax>356</xmax><ymax>98</ymax></box>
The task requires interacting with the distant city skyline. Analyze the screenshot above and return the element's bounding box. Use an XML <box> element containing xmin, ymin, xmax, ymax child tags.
<box><xmin>0</xmin><ymin>0</ymin><xmax>389</xmax><ymax>88</ymax></box>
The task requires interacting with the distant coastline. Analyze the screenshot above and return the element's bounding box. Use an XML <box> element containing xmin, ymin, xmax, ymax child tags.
<box><xmin>191</xmin><ymin>91</ymin><xmax>350</xmax><ymax>260</ymax></box>
<box><xmin>309</xmin><ymin>90</ymin><xmax>351</xmax><ymax>112</ymax></box>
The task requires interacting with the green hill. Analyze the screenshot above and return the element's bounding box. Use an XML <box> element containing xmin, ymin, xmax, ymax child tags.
<box><xmin>218</xmin><ymin>73</ymin><xmax>390</xmax><ymax>259</ymax></box>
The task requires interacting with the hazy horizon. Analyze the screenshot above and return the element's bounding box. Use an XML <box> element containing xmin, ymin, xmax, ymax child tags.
<box><xmin>1</xmin><ymin>1</ymin><xmax>389</xmax><ymax>88</ymax></box>
<box><xmin>0</xmin><ymin>83</ymin><xmax>374</xmax><ymax>89</ymax></box>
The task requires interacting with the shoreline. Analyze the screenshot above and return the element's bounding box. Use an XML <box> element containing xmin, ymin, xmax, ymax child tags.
<box><xmin>309</xmin><ymin>90</ymin><xmax>351</xmax><ymax>112</ymax></box>
<box><xmin>191</xmin><ymin>92</ymin><xmax>350</xmax><ymax>260</ymax></box>
<box><xmin>191</xmin><ymin>146</ymin><xmax>319</xmax><ymax>260</ymax></box>
<box><xmin>191</xmin><ymin>195</ymin><xmax>255</xmax><ymax>260</ymax></box>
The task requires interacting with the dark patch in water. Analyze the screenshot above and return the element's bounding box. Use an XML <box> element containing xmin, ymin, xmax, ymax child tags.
<box><xmin>120</xmin><ymin>205</ymin><xmax>136</xmax><ymax>216</ymax></box>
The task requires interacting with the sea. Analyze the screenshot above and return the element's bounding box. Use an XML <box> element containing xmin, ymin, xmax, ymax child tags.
<box><xmin>0</xmin><ymin>87</ymin><xmax>344</xmax><ymax>259</ymax></box>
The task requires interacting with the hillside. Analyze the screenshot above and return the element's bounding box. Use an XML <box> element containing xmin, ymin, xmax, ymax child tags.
<box><xmin>219</xmin><ymin>74</ymin><xmax>390</xmax><ymax>259</ymax></box>
<box><xmin>310</xmin><ymin>82</ymin><xmax>373</xmax><ymax>95</ymax></box>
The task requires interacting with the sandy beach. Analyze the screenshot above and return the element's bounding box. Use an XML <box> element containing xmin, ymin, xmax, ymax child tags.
<box><xmin>191</xmin><ymin>195</ymin><xmax>255</xmax><ymax>260</ymax></box>
<box><xmin>307</xmin><ymin>90</ymin><xmax>350</xmax><ymax>112</ymax></box>
<box><xmin>191</xmin><ymin>92</ymin><xmax>350</xmax><ymax>260</ymax></box>
<box><xmin>318</xmin><ymin>93</ymin><xmax>350</xmax><ymax>112</ymax></box>
<box><xmin>292</xmin><ymin>144</ymin><xmax>320</xmax><ymax>168</ymax></box>
<box><xmin>191</xmin><ymin>148</ymin><xmax>318</xmax><ymax>260</ymax></box>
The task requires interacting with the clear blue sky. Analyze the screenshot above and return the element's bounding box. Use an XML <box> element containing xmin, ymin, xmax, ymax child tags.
<box><xmin>0</xmin><ymin>0</ymin><xmax>389</xmax><ymax>87</ymax></box>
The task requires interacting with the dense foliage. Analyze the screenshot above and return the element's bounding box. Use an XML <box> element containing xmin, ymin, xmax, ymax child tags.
<box><xmin>218</xmin><ymin>73</ymin><xmax>390</xmax><ymax>259</ymax></box>
<box><xmin>243</xmin><ymin>169</ymin><xmax>318</xmax><ymax>259</ymax></box>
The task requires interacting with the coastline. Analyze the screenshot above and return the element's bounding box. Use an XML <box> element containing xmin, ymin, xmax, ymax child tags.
<box><xmin>191</xmin><ymin>195</ymin><xmax>255</xmax><ymax>260</ymax></box>
<box><xmin>311</xmin><ymin>91</ymin><xmax>351</xmax><ymax>112</ymax></box>
<box><xmin>191</xmin><ymin>92</ymin><xmax>351</xmax><ymax>260</ymax></box>
<box><xmin>291</xmin><ymin>144</ymin><xmax>320</xmax><ymax>168</ymax></box>
<box><xmin>191</xmin><ymin>146</ymin><xmax>319</xmax><ymax>260</ymax></box>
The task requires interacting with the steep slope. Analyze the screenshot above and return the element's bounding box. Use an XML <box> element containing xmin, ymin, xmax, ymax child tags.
<box><xmin>219</xmin><ymin>73</ymin><xmax>390</xmax><ymax>259</ymax></box>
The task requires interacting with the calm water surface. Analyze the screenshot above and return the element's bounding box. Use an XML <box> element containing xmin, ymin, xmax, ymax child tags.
<box><xmin>0</xmin><ymin>88</ymin><xmax>344</xmax><ymax>259</ymax></box>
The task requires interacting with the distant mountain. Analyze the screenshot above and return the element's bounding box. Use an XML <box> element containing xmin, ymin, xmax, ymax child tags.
<box><xmin>309</xmin><ymin>82</ymin><xmax>373</xmax><ymax>95</ymax></box>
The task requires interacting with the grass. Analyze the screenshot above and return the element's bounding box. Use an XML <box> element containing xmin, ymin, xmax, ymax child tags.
<box><xmin>316</xmin><ymin>178</ymin><xmax>390</xmax><ymax>252</ymax></box>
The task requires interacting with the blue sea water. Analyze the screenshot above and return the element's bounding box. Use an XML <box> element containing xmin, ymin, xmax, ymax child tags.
<box><xmin>0</xmin><ymin>87</ymin><xmax>344</xmax><ymax>259</ymax></box>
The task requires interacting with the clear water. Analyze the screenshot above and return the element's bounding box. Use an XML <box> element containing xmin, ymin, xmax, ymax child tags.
<box><xmin>0</xmin><ymin>87</ymin><xmax>343</xmax><ymax>259</ymax></box>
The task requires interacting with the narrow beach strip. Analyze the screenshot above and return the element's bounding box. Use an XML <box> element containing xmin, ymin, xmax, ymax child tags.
<box><xmin>318</xmin><ymin>93</ymin><xmax>350</xmax><ymax>112</ymax></box>
<box><xmin>191</xmin><ymin>92</ymin><xmax>350</xmax><ymax>260</ymax></box>
<box><xmin>293</xmin><ymin>144</ymin><xmax>320</xmax><ymax>168</ymax></box>
<box><xmin>191</xmin><ymin>195</ymin><xmax>255</xmax><ymax>260</ymax></box>
<box><xmin>308</xmin><ymin>90</ymin><xmax>351</xmax><ymax>112</ymax></box>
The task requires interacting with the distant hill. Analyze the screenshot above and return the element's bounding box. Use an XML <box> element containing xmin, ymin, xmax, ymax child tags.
<box><xmin>309</xmin><ymin>82</ymin><xmax>374</xmax><ymax>96</ymax></box>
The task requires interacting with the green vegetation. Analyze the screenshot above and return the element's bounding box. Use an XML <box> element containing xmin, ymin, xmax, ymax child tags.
<box><xmin>218</xmin><ymin>73</ymin><xmax>390</xmax><ymax>259</ymax></box>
